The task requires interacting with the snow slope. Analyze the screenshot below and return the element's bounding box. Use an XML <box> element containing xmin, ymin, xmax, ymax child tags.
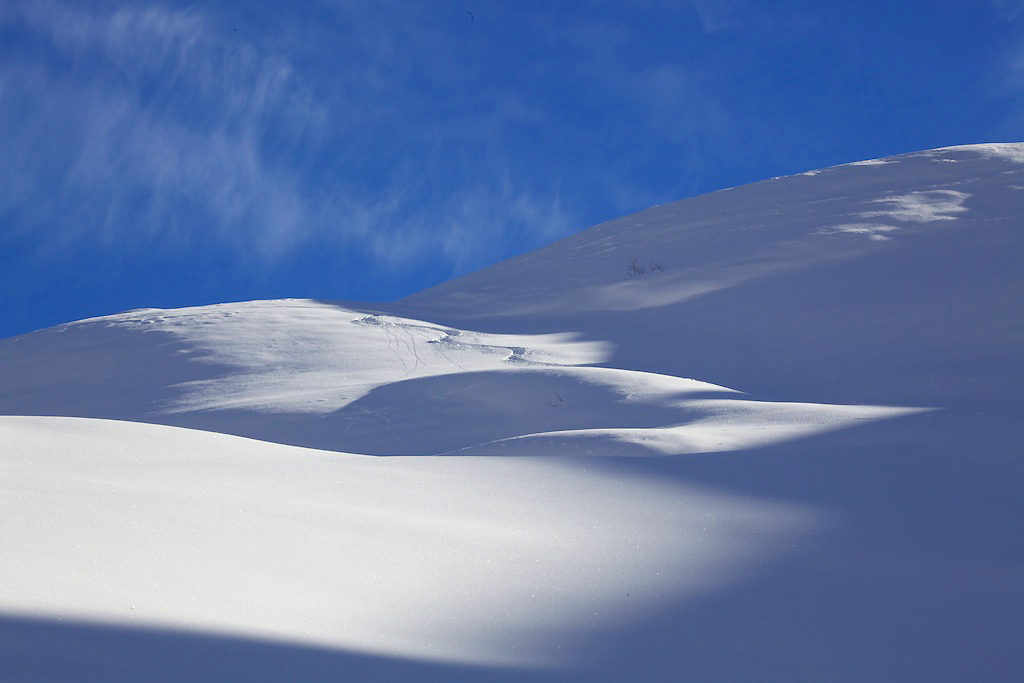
<box><xmin>2</xmin><ymin>144</ymin><xmax>1022</xmax><ymax>682</ymax></box>
<box><xmin>402</xmin><ymin>144</ymin><xmax>1024</xmax><ymax>408</ymax></box>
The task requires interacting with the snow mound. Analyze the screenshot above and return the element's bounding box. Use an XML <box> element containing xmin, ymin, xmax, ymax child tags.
<box><xmin>0</xmin><ymin>299</ymin><xmax>919</xmax><ymax>455</ymax></box>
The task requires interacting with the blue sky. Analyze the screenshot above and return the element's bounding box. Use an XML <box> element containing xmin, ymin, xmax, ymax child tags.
<box><xmin>2</xmin><ymin>0</ymin><xmax>1023</xmax><ymax>338</ymax></box>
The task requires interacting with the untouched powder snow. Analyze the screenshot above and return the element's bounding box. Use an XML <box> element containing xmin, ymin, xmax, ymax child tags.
<box><xmin>2</xmin><ymin>144</ymin><xmax>1022</xmax><ymax>682</ymax></box>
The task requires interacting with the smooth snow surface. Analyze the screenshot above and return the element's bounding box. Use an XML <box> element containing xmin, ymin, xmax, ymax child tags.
<box><xmin>1</xmin><ymin>416</ymin><xmax>816</xmax><ymax>668</ymax></box>
<box><xmin>2</xmin><ymin>144</ymin><xmax>1022</xmax><ymax>682</ymax></box>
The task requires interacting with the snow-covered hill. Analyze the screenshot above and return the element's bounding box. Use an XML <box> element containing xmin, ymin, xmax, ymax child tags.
<box><xmin>402</xmin><ymin>143</ymin><xmax>1024</xmax><ymax>408</ymax></box>
<box><xmin>2</xmin><ymin>144</ymin><xmax>1022</xmax><ymax>682</ymax></box>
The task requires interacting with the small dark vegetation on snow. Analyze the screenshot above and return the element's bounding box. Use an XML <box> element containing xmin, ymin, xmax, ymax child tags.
<box><xmin>627</xmin><ymin>257</ymin><xmax>665</xmax><ymax>277</ymax></box>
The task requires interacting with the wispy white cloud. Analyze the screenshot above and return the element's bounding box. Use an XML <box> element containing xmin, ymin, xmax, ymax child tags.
<box><xmin>0</xmin><ymin>0</ymin><xmax>792</xmax><ymax>286</ymax></box>
<box><xmin>990</xmin><ymin>2</ymin><xmax>1024</xmax><ymax>132</ymax></box>
<box><xmin>434</xmin><ymin>179</ymin><xmax>570</xmax><ymax>273</ymax></box>
<box><xmin>530</xmin><ymin>10</ymin><xmax>740</xmax><ymax>209</ymax></box>
<box><xmin>690</xmin><ymin>0</ymin><xmax>745</xmax><ymax>33</ymax></box>
<box><xmin>325</xmin><ymin>170</ymin><xmax>573</xmax><ymax>280</ymax></box>
<box><xmin>0</xmin><ymin>0</ymin><xmax>326</xmax><ymax>262</ymax></box>
<box><xmin>0</xmin><ymin>0</ymin><xmax>583</xmax><ymax>280</ymax></box>
<box><xmin>992</xmin><ymin>0</ymin><xmax>1024</xmax><ymax>21</ymax></box>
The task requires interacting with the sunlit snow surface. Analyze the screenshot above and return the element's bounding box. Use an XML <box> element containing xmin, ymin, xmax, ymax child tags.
<box><xmin>0</xmin><ymin>299</ymin><xmax>920</xmax><ymax>456</ymax></box>
<box><xmin>2</xmin><ymin>144</ymin><xmax>1022</xmax><ymax>682</ymax></box>
<box><xmin>1</xmin><ymin>416</ymin><xmax>818</xmax><ymax>668</ymax></box>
